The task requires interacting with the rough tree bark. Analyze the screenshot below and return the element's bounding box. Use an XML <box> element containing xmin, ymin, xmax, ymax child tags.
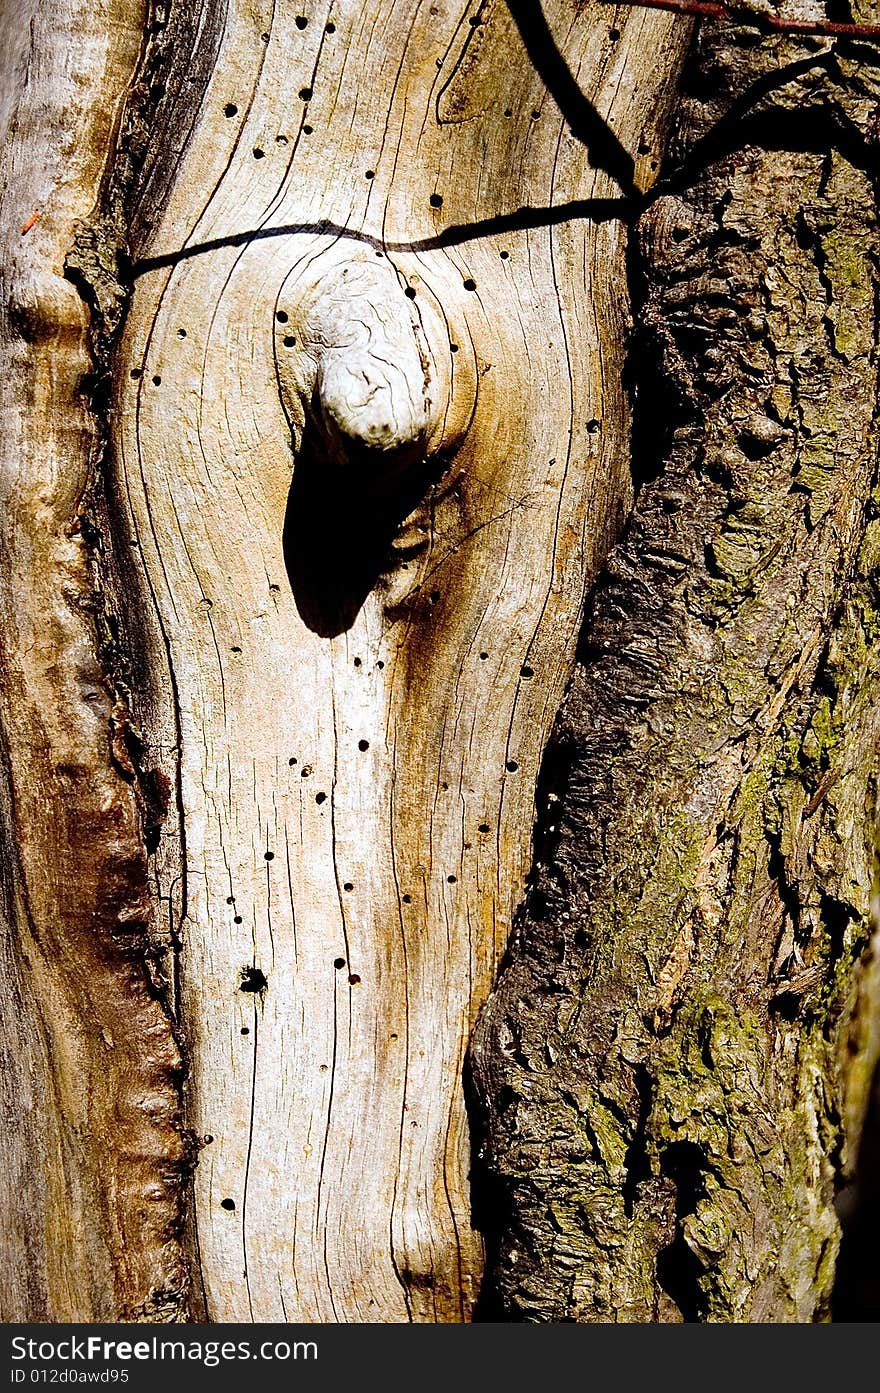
<box><xmin>472</xmin><ymin>9</ymin><xmax>880</xmax><ymax>1321</ymax></box>
<box><xmin>1</xmin><ymin>0</ymin><xmax>878</xmax><ymax>1325</ymax></box>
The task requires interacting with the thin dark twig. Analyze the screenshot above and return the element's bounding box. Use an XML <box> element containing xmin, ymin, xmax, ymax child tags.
<box><xmin>131</xmin><ymin>200</ymin><xmax>633</xmax><ymax>278</ymax></box>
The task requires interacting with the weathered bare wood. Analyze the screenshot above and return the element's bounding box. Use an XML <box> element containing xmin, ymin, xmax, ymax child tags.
<box><xmin>471</xmin><ymin>14</ymin><xmax>880</xmax><ymax>1321</ymax></box>
<box><xmin>97</xmin><ymin>1</ymin><xmax>691</xmax><ymax>1321</ymax></box>
<box><xmin>0</xmin><ymin>0</ymin><xmax>190</xmax><ymax>1321</ymax></box>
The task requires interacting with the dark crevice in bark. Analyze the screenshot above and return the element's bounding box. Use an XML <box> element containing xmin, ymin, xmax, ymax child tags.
<box><xmin>66</xmin><ymin>0</ymin><xmax>230</xmax><ymax>336</ymax></box>
<box><xmin>834</xmin><ymin>1051</ymin><xmax>880</xmax><ymax>1318</ymax></box>
<box><xmin>622</xmin><ymin>1063</ymin><xmax>654</xmax><ymax>1218</ymax></box>
<box><xmin>68</xmin><ymin>0</ymin><xmax>226</xmax><ymax>981</ymax></box>
<box><xmin>655</xmin><ymin>1141</ymin><xmax>708</xmax><ymax>1322</ymax></box>
<box><xmin>464</xmin><ymin>1057</ymin><xmax>517</xmax><ymax>1323</ymax></box>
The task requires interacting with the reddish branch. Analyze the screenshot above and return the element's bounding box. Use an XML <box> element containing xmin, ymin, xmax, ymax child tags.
<box><xmin>602</xmin><ymin>0</ymin><xmax>880</xmax><ymax>38</ymax></box>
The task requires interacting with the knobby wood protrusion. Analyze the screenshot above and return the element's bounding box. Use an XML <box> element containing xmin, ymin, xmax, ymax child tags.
<box><xmin>0</xmin><ymin>0</ymin><xmax>191</xmax><ymax>1320</ymax></box>
<box><xmin>279</xmin><ymin>250</ymin><xmax>456</xmax><ymax>464</ymax></box>
<box><xmin>275</xmin><ymin>245</ymin><xmax>474</xmax><ymax>636</ymax></box>
<box><xmin>471</xmin><ymin>15</ymin><xmax>880</xmax><ymax>1321</ymax></box>
<box><xmin>109</xmin><ymin>1</ymin><xmax>690</xmax><ymax>1320</ymax></box>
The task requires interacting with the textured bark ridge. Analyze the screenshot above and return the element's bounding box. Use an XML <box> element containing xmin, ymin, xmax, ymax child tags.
<box><xmin>472</xmin><ymin>14</ymin><xmax>880</xmax><ymax>1321</ymax></box>
<box><xmin>104</xmin><ymin>0</ymin><xmax>689</xmax><ymax>1322</ymax></box>
<box><xmin>0</xmin><ymin>0</ymin><xmax>195</xmax><ymax>1321</ymax></box>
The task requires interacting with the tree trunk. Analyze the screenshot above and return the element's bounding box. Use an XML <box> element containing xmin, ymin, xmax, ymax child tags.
<box><xmin>2</xmin><ymin>0</ymin><xmax>879</xmax><ymax>1325</ymax></box>
<box><xmin>1</xmin><ymin>0</ymin><xmax>690</xmax><ymax>1321</ymax></box>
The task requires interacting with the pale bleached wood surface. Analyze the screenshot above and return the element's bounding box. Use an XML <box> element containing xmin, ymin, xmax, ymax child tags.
<box><xmin>115</xmin><ymin>0</ymin><xmax>689</xmax><ymax>1321</ymax></box>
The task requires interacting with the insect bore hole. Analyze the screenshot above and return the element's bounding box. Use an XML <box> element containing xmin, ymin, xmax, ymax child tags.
<box><xmin>240</xmin><ymin>966</ymin><xmax>267</xmax><ymax>993</ymax></box>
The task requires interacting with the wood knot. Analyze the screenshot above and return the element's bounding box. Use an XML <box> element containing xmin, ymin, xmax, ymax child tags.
<box><xmin>274</xmin><ymin>246</ymin><xmax>476</xmax><ymax>635</ymax></box>
<box><xmin>275</xmin><ymin>249</ymin><xmax>467</xmax><ymax>487</ymax></box>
